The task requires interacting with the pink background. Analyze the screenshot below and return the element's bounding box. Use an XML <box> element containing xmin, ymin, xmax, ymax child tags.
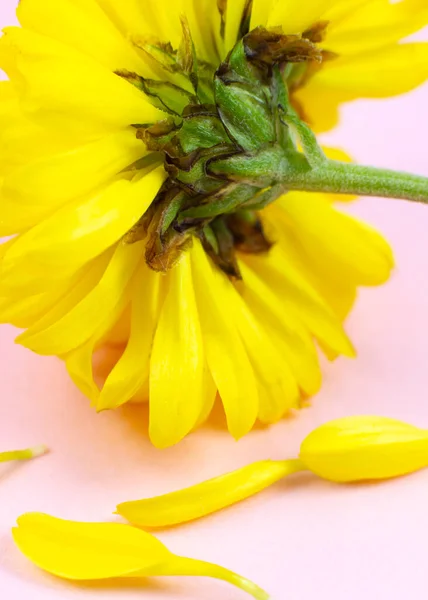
<box><xmin>1</xmin><ymin>3</ymin><xmax>428</xmax><ymax>599</ymax></box>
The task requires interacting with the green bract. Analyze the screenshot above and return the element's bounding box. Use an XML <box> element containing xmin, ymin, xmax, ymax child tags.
<box><xmin>117</xmin><ymin>24</ymin><xmax>428</xmax><ymax>276</ymax></box>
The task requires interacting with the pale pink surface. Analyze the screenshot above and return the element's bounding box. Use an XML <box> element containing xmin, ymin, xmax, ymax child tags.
<box><xmin>1</xmin><ymin>3</ymin><xmax>428</xmax><ymax>599</ymax></box>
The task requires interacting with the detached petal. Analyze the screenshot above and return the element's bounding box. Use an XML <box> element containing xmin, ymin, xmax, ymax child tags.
<box><xmin>0</xmin><ymin>445</ymin><xmax>47</xmax><ymax>462</ymax></box>
<box><xmin>13</xmin><ymin>513</ymin><xmax>268</xmax><ymax>599</ymax></box>
<box><xmin>300</xmin><ymin>416</ymin><xmax>428</xmax><ymax>482</ymax></box>
<box><xmin>117</xmin><ymin>460</ymin><xmax>304</xmax><ymax>527</ymax></box>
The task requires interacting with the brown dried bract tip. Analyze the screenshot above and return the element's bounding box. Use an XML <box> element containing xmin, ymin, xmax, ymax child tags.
<box><xmin>226</xmin><ymin>213</ymin><xmax>272</xmax><ymax>254</ymax></box>
<box><xmin>178</xmin><ymin>16</ymin><xmax>196</xmax><ymax>79</ymax></box>
<box><xmin>217</xmin><ymin>0</ymin><xmax>227</xmax><ymax>39</ymax></box>
<box><xmin>238</xmin><ymin>0</ymin><xmax>254</xmax><ymax>39</ymax></box>
<box><xmin>136</xmin><ymin>119</ymin><xmax>177</xmax><ymax>151</ymax></box>
<box><xmin>200</xmin><ymin>218</ymin><xmax>242</xmax><ymax>279</ymax></box>
<box><xmin>302</xmin><ymin>21</ymin><xmax>329</xmax><ymax>44</ymax></box>
<box><xmin>244</xmin><ymin>27</ymin><xmax>323</xmax><ymax>66</ymax></box>
<box><xmin>146</xmin><ymin>228</ymin><xmax>192</xmax><ymax>272</ymax></box>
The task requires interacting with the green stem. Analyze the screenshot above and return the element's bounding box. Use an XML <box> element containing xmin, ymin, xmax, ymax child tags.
<box><xmin>285</xmin><ymin>159</ymin><xmax>428</xmax><ymax>204</ymax></box>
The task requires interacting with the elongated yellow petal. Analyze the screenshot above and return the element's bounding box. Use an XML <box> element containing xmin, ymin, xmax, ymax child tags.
<box><xmin>95</xmin><ymin>0</ymin><xmax>161</xmax><ymax>40</ymax></box>
<box><xmin>0</xmin><ymin>82</ymin><xmax>75</xmax><ymax>173</ymax></box>
<box><xmin>267</xmin><ymin>0</ymin><xmax>343</xmax><ymax>33</ymax></box>
<box><xmin>264</xmin><ymin>203</ymin><xmax>357</xmax><ymax>321</ymax></box>
<box><xmin>225</xmin><ymin>0</ymin><xmax>249</xmax><ymax>51</ymax></box>
<box><xmin>64</xmin><ymin>336</ymin><xmax>100</xmax><ymax>404</ymax></box>
<box><xmin>250</xmin><ymin>0</ymin><xmax>275</xmax><ymax>29</ymax></box>
<box><xmin>0</xmin><ymin>28</ymin><xmax>163</xmax><ymax>136</ymax></box>
<box><xmin>327</xmin><ymin>0</ymin><xmax>428</xmax><ymax>56</ymax></box>
<box><xmin>0</xmin><ymin>271</ymin><xmax>84</xmax><ymax>328</ymax></box>
<box><xmin>278</xmin><ymin>193</ymin><xmax>394</xmax><ymax>287</ymax></box>
<box><xmin>97</xmin><ymin>265</ymin><xmax>163</xmax><ymax>410</ymax></box>
<box><xmin>17</xmin><ymin>0</ymin><xmax>149</xmax><ymax>73</ymax></box>
<box><xmin>16</xmin><ymin>242</ymin><xmax>142</xmax><ymax>355</ymax></box>
<box><xmin>190</xmin><ymin>242</ymin><xmax>259</xmax><ymax>438</ymax></box>
<box><xmin>117</xmin><ymin>418</ymin><xmax>428</xmax><ymax>528</ymax></box>
<box><xmin>117</xmin><ymin>459</ymin><xmax>304</xmax><ymax>527</ymax></box>
<box><xmin>302</xmin><ymin>43</ymin><xmax>428</xmax><ymax>110</ymax></box>
<box><xmin>3</xmin><ymin>128</ymin><xmax>147</xmax><ymax>208</ymax></box>
<box><xmin>13</xmin><ymin>513</ymin><xmax>173</xmax><ymax>579</ymax></box>
<box><xmin>181</xmin><ymin>0</ymin><xmax>223</xmax><ymax>62</ymax></box>
<box><xmin>238</xmin><ymin>257</ymin><xmax>322</xmax><ymax>396</ymax></box>
<box><xmin>0</xmin><ymin>445</ymin><xmax>48</xmax><ymax>463</ymax></box>
<box><xmin>241</xmin><ymin>247</ymin><xmax>355</xmax><ymax>359</ymax></box>
<box><xmin>149</xmin><ymin>251</ymin><xmax>206</xmax><ymax>448</ymax></box>
<box><xmin>3</xmin><ymin>166</ymin><xmax>165</xmax><ymax>275</ymax></box>
<box><xmin>323</xmin><ymin>0</ymin><xmax>371</xmax><ymax>23</ymax></box>
<box><xmin>13</xmin><ymin>513</ymin><xmax>268</xmax><ymax>599</ymax></box>
<box><xmin>226</xmin><ymin>281</ymin><xmax>300</xmax><ymax>423</ymax></box>
<box><xmin>300</xmin><ymin>416</ymin><xmax>428</xmax><ymax>482</ymax></box>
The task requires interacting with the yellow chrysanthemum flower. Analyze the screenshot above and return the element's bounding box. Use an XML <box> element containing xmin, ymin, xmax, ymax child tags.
<box><xmin>0</xmin><ymin>0</ymin><xmax>428</xmax><ymax>447</ymax></box>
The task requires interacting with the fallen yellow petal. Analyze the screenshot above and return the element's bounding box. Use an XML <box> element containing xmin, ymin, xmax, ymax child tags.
<box><xmin>117</xmin><ymin>459</ymin><xmax>305</xmax><ymax>527</ymax></box>
<box><xmin>117</xmin><ymin>416</ymin><xmax>428</xmax><ymax>527</ymax></box>
<box><xmin>13</xmin><ymin>513</ymin><xmax>268</xmax><ymax>599</ymax></box>
<box><xmin>299</xmin><ymin>415</ymin><xmax>428</xmax><ymax>482</ymax></box>
<box><xmin>0</xmin><ymin>445</ymin><xmax>48</xmax><ymax>463</ymax></box>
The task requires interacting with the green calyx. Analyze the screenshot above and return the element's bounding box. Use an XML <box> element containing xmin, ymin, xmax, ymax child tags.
<box><xmin>120</xmin><ymin>24</ymin><xmax>428</xmax><ymax>277</ymax></box>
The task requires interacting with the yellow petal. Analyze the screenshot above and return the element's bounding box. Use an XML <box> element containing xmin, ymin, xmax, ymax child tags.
<box><xmin>149</xmin><ymin>251</ymin><xmax>206</xmax><ymax>448</ymax></box>
<box><xmin>0</xmin><ymin>445</ymin><xmax>48</xmax><ymax>462</ymax></box>
<box><xmin>278</xmin><ymin>193</ymin><xmax>394</xmax><ymax>287</ymax></box>
<box><xmin>0</xmin><ymin>81</ymin><xmax>75</xmax><ymax>173</ymax></box>
<box><xmin>250</xmin><ymin>0</ymin><xmax>275</xmax><ymax>29</ymax></box>
<box><xmin>327</xmin><ymin>0</ymin><xmax>428</xmax><ymax>56</ymax></box>
<box><xmin>64</xmin><ymin>336</ymin><xmax>100</xmax><ymax>404</ymax></box>
<box><xmin>4</xmin><ymin>128</ymin><xmax>147</xmax><ymax>205</ymax></box>
<box><xmin>322</xmin><ymin>0</ymin><xmax>371</xmax><ymax>22</ymax></box>
<box><xmin>95</xmin><ymin>0</ymin><xmax>161</xmax><ymax>40</ymax></box>
<box><xmin>13</xmin><ymin>513</ymin><xmax>268</xmax><ymax>599</ymax></box>
<box><xmin>300</xmin><ymin>416</ymin><xmax>428</xmax><ymax>482</ymax></box>
<box><xmin>190</xmin><ymin>242</ymin><xmax>259</xmax><ymax>438</ymax></box>
<box><xmin>225</xmin><ymin>0</ymin><xmax>249</xmax><ymax>51</ymax></box>
<box><xmin>306</xmin><ymin>42</ymin><xmax>428</xmax><ymax>100</ymax></box>
<box><xmin>17</xmin><ymin>0</ymin><xmax>149</xmax><ymax>73</ymax></box>
<box><xmin>0</xmin><ymin>27</ymin><xmax>163</xmax><ymax>136</ymax></box>
<box><xmin>295</xmin><ymin>42</ymin><xmax>428</xmax><ymax>133</ymax></box>
<box><xmin>117</xmin><ymin>459</ymin><xmax>304</xmax><ymax>527</ymax></box>
<box><xmin>16</xmin><ymin>242</ymin><xmax>142</xmax><ymax>355</ymax></box>
<box><xmin>97</xmin><ymin>265</ymin><xmax>163</xmax><ymax>410</ymax></box>
<box><xmin>238</xmin><ymin>257</ymin><xmax>322</xmax><ymax>396</ymax></box>
<box><xmin>0</xmin><ymin>281</ymin><xmax>78</xmax><ymax>328</ymax></box>
<box><xmin>3</xmin><ymin>166</ymin><xmax>165</xmax><ymax>274</ymax></box>
<box><xmin>181</xmin><ymin>0</ymin><xmax>223</xmax><ymax>63</ymax></box>
<box><xmin>264</xmin><ymin>203</ymin><xmax>357</xmax><ymax>321</ymax></box>
<box><xmin>13</xmin><ymin>513</ymin><xmax>173</xmax><ymax>579</ymax></box>
<box><xmin>241</xmin><ymin>245</ymin><xmax>355</xmax><ymax>359</ymax></box>
<box><xmin>225</xmin><ymin>276</ymin><xmax>300</xmax><ymax>424</ymax></box>
<box><xmin>267</xmin><ymin>0</ymin><xmax>343</xmax><ymax>33</ymax></box>
<box><xmin>1</xmin><ymin>131</ymin><xmax>150</xmax><ymax>236</ymax></box>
